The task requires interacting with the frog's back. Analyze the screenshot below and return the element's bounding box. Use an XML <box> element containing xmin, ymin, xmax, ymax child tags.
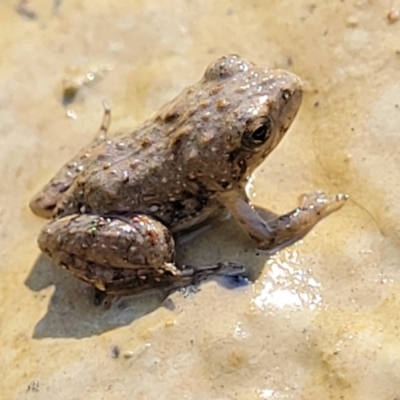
<box><xmin>54</xmin><ymin>62</ymin><xmax>251</xmax><ymax>225</ymax></box>
<box><xmin>55</xmin><ymin>112</ymin><xmax>220</xmax><ymax>230</ymax></box>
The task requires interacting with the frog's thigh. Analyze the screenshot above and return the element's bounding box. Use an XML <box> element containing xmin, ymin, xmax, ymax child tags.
<box><xmin>38</xmin><ymin>213</ymin><xmax>175</xmax><ymax>270</ymax></box>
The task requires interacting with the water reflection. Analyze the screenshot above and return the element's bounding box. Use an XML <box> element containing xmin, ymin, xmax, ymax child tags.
<box><xmin>252</xmin><ymin>248</ymin><xmax>322</xmax><ymax>311</ymax></box>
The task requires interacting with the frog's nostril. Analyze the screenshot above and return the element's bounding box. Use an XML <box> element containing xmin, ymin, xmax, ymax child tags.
<box><xmin>281</xmin><ymin>89</ymin><xmax>292</xmax><ymax>102</ymax></box>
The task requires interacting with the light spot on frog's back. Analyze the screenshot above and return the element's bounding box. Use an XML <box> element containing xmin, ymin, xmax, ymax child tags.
<box><xmin>198</xmin><ymin>100</ymin><xmax>211</xmax><ymax>109</ymax></box>
<box><xmin>184</xmin><ymin>147</ymin><xmax>198</xmax><ymax>161</ymax></box>
<box><xmin>201</xmin><ymin>112</ymin><xmax>212</xmax><ymax>122</ymax></box>
<box><xmin>115</xmin><ymin>142</ymin><xmax>126</xmax><ymax>150</ymax></box>
<box><xmin>200</xmin><ymin>131</ymin><xmax>215</xmax><ymax>143</ymax></box>
<box><xmin>216</xmin><ymin>98</ymin><xmax>229</xmax><ymax>111</ymax></box>
<box><xmin>209</xmin><ymin>85</ymin><xmax>223</xmax><ymax>95</ymax></box>
<box><xmin>235</xmin><ymin>85</ymin><xmax>250</xmax><ymax>94</ymax></box>
<box><xmin>129</xmin><ymin>159</ymin><xmax>141</xmax><ymax>170</ymax></box>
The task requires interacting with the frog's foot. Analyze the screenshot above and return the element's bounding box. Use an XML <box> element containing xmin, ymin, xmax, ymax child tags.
<box><xmin>220</xmin><ymin>190</ymin><xmax>348</xmax><ymax>252</ymax></box>
<box><xmin>261</xmin><ymin>191</ymin><xmax>348</xmax><ymax>250</ymax></box>
<box><xmin>181</xmin><ymin>261</ymin><xmax>246</xmax><ymax>283</ymax></box>
<box><xmin>298</xmin><ymin>191</ymin><xmax>348</xmax><ymax>216</ymax></box>
<box><xmin>149</xmin><ymin>261</ymin><xmax>247</xmax><ymax>298</ymax></box>
<box><xmin>96</xmin><ymin>101</ymin><xmax>111</xmax><ymax>141</ymax></box>
<box><xmin>179</xmin><ymin>284</ymin><xmax>201</xmax><ymax>298</ymax></box>
<box><xmin>93</xmin><ymin>262</ymin><xmax>245</xmax><ymax>305</ymax></box>
<box><xmin>264</xmin><ymin>191</ymin><xmax>348</xmax><ymax>251</ymax></box>
<box><xmin>179</xmin><ymin>261</ymin><xmax>247</xmax><ymax>296</ymax></box>
<box><xmin>177</xmin><ymin>261</ymin><xmax>247</xmax><ymax>295</ymax></box>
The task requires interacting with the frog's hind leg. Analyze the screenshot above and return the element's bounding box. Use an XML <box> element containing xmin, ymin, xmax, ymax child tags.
<box><xmin>98</xmin><ymin>261</ymin><xmax>246</xmax><ymax>307</ymax></box>
<box><xmin>179</xmin><ymin>261</ymin><xmax>246</xmax><ymax>286</ymax></box>
<box><xmin>37</xmin><ymin>213</ymin><xmax>175</xmax><ymax>285</ymax></box>
<box><xmin>38</xmin><ymin>213</ymin><xmax>247</xmax><ymax>306</ymax></box>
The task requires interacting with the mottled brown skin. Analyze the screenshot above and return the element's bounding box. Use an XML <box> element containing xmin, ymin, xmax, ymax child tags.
<box><xmin>30</xmin><ymin>55</ymin><xmax>347</xmax><ymax>301</ymax></box>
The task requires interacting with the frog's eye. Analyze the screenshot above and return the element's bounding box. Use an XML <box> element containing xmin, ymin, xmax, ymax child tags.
<box><xmin>242</xmin><ymin>118</ymin><xmax>274</xmax><ymax>149</ymax></box>
<box><xmin>250</xmin><ymin>118</ymin><xmax>273</xmax><ymax>145</ymax></box>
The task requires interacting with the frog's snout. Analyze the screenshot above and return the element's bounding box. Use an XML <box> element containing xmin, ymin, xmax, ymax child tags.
<box><xmin>29</xmin><ymin>191</ymin><xmax>56</xmax><ymax>219</ymax></box>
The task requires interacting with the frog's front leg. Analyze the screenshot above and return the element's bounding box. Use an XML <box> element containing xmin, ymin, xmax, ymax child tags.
<box><xmin>219</xmin><ymin>190</ymin><xmax>348</xmax><ymax>252</ymax></box>
<box><xmin>38</xmin><ymin>213</ymin><xmax>245</xmax><ymax>305</ymax></box>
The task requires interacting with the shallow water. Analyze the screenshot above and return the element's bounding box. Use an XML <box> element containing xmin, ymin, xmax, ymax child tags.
<box><xmin>2</xmin><ymin>1</ymin><xmax>400</xmax><ymax>399</ymax></box>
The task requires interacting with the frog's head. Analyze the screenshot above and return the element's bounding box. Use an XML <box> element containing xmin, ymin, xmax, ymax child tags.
<box><xmin>201</xmin><ymin>55</ymin><xmax>303</xmax><ymax>182</ymax></box>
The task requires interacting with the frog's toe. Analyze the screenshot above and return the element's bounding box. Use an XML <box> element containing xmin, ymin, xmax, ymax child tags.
<box><xmin>215</xmin><ymin>261</ymin><xmax>247</xmax><ymax>276</ymax></box>
<box><xmin>185</xmin><ymin>261</ymin><xmax>246</xmax><ymax>277</ymax></box>
<box><xmin>93</xmin><ymin>287</ymin><xmax>115</xmax><ymax>309</ymax></box>
<box><xmin>298</xmin><ymin>191</ymin><xmax>348</xmax><ymax>216</ymax></box>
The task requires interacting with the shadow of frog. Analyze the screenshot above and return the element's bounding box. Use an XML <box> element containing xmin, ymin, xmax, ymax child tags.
<box><xmin>25</xmin><ymin>209</ymin><xmax>271</xmax><ymax>339</ymax></box>
<box><xmin>25</xmin><ymin>254</ymin><xmax>173</xmax><ymax>339</ymax></box>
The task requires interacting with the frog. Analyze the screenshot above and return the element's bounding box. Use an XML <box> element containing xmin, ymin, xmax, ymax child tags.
<box><xmin>30</xmin><ymin>54</ymin><xmax>347</xmax><ymax>304</ymax></box>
